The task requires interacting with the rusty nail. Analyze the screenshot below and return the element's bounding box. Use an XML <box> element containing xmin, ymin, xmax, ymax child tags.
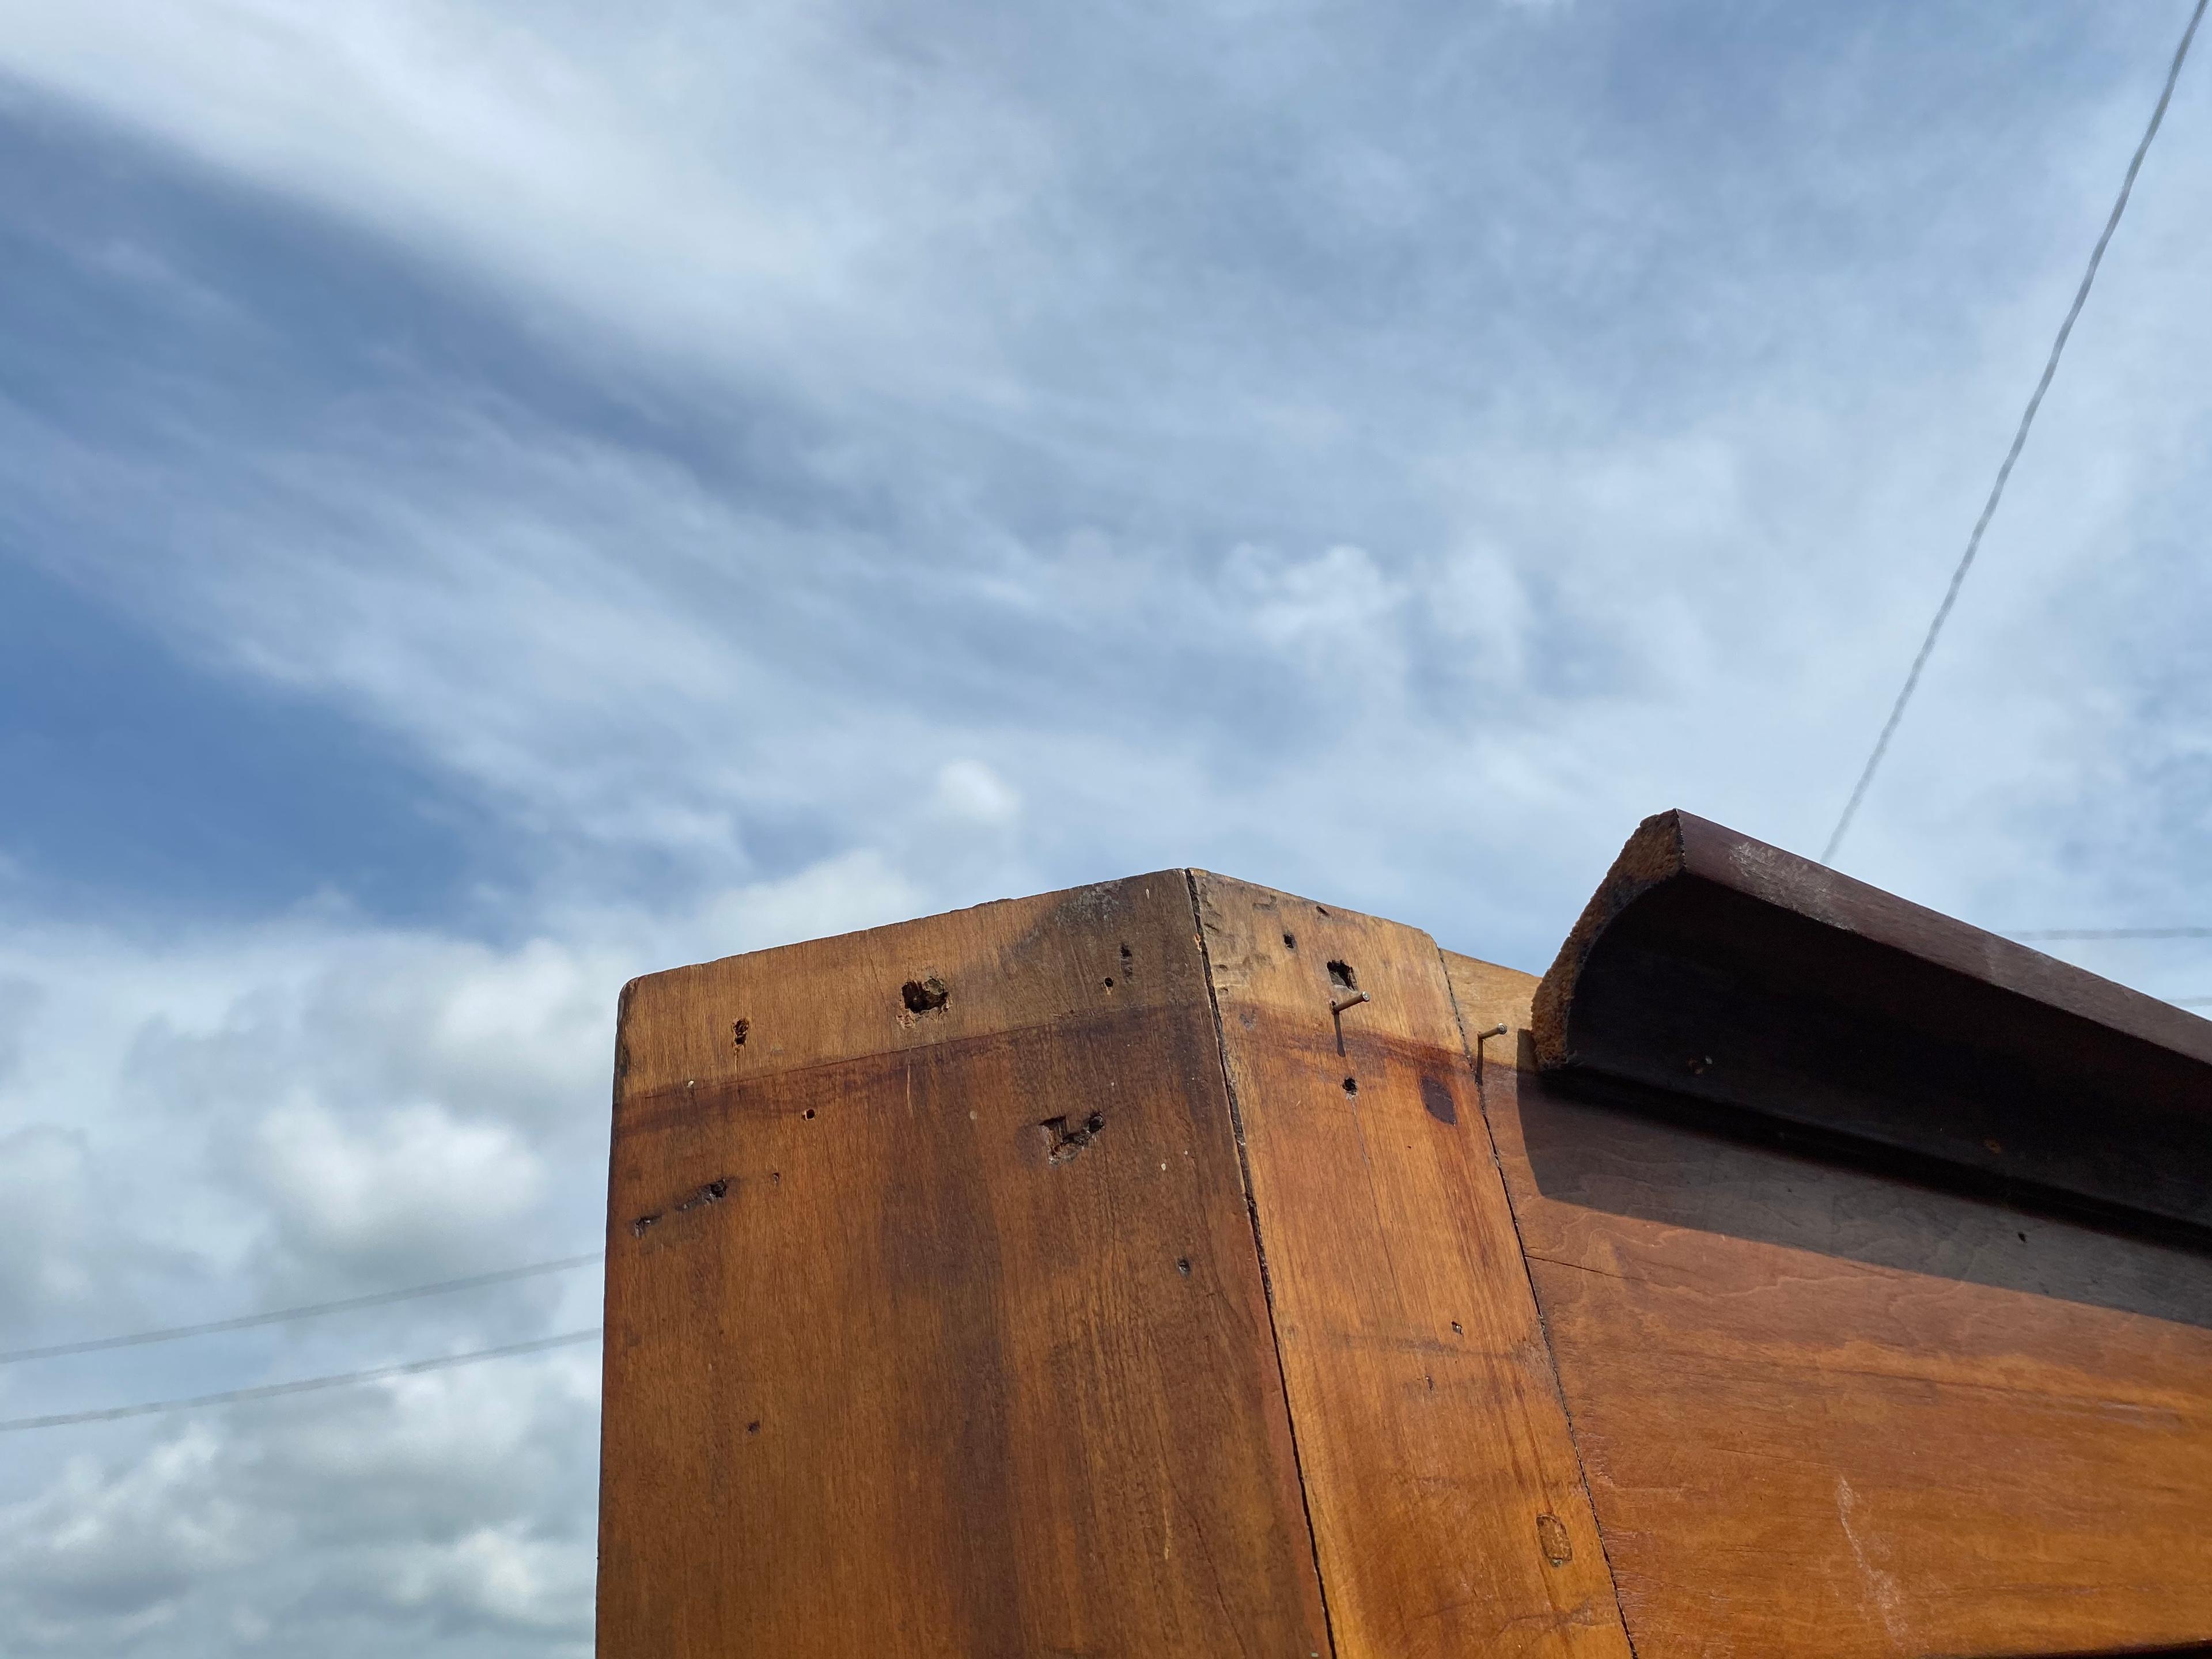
<box><xmin>1331</xmin><ymin>990</ymin><xmax>1370</xmax><ymax>1016</ymax></box>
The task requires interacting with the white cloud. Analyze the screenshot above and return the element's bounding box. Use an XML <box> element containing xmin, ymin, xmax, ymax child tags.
<box><xmin>251</xmin><ymin>1099</ymin><xmax>544</xmax><ymax>1263</ymax></box>
<box><xmin>933</xmin><ymin>759</ymin><xmax>1022</xmax><ymax>827</ymax></box>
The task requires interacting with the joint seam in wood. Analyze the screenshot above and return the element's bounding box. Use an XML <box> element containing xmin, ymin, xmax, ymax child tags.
<box><xmin>1187</xmin><ymin>869</ymin><xmax>1342</xmax><ymax>1659</ymax></box>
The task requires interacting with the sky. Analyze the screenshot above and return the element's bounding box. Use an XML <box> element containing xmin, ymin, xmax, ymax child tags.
<box><xmin>0</xmin><ymin>1</ymin><xmax>2208</xmax><ymax>1653</ymax></box>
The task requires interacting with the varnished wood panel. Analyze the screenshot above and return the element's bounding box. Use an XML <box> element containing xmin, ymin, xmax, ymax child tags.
<box><xmin>1446</xmin><ymin>949</ymin><xmax>2212</xmax><ymax>1659</ymax></box>
<box><xmin>600</xmin><ymin>874</ymin><xmax>1330</xmax><ymax>1657</ymax></box>
<box><xmin>1196</xmin><ymin>876</ymin><xmax>1631</xmax><ymax>1658</ymax></box>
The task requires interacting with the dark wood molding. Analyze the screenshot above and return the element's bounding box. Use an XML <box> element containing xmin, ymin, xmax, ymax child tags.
<box><xmin>1532</xmin><ymin>810</ymin><xmax>2212</xmax><ymax>1234</ymax></box>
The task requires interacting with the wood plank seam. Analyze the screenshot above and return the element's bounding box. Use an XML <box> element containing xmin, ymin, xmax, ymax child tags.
<box><xmin>1440</xmin><ymin>948</ymin><xmax>1641</xmax><ymax>1659</ymax></box>
<box><xmin>1184</xmin><ymin>868</ymin><xmax>1343</xmax><ymax>1659</ymax></box>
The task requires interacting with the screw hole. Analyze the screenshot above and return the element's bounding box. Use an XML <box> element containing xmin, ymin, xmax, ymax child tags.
<box><xmin>1040</xmin><ymin>1112</ymin><xmax>1107</xmax><ymax>1165</ymax></box>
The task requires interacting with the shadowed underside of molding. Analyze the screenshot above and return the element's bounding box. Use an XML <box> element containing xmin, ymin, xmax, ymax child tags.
<box><xmin>1532</xmin><ymin>810</ymin><xmax>2212</xmax><ymax>1235</ymax></box>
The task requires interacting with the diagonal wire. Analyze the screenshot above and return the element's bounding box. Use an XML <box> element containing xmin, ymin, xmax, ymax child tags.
<box><xmin>0</xmin><ymin>1252</ymin><xmax>603</xmax><ymax>1365</ymax></box>
<box><xmin>1823</xmin><ymin>0</ymin><xmax>2209</xmax><ymax>866</ymax></box>
<box><xmin>0</xmin><ymin>1329</ymin><xmax>604</xmax><ymax>1433</ymax></box>
<box><xmin>2008</xmin><ymin>926</ymin><xmax>2212</xmax><ymax>941</ymax></box>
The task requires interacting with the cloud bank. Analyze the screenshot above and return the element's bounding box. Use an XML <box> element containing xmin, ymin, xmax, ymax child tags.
<box><xmin>0</xmin><ymin>1</ymin><xmax>2207</xmax><ymax>1650</ymax></box>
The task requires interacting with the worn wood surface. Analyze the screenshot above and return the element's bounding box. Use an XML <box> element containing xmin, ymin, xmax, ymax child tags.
<box><xmin>600</xmin><ymin>873</ymin><xmax>1331</xmax><ymax>1657</ymax></box>
<box><xmin>1196</xmin><ymin>876</ymin><xmax>1631</xmax><ymax>1658</ymax></box>
<box><xmin>1449</xmin><ymin>948</ymin><xmax>2212</xmax><ymax>1659</ymax></box>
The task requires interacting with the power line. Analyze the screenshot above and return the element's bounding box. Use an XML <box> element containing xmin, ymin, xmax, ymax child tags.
<box><xmin>1822</xmin><ymin>0</ymin><xmax>2209</xmax><ymax>866</ymax></box>
<box><xmin>0</xmin><ymin>1329</ymin><xmax>603</xmax><ymax>1434</ymax></box>
<box><xmin>2008</xmin><ymin>927</ymin><xmax>2212</xmax><ymax>941</ymax></box>
<box><xmin>0</xmin><ymin>1252</ymin><xmax>603</xmax><ymax>1366</ymax></box>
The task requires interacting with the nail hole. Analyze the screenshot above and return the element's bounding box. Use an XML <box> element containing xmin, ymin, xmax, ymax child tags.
<box><xmin>1327</xmin><ymin>960</ymin><xmax>1356</xmax><ymax>990</ymax></box>
<box><xmin>1175</xmin><ymin>1257</ymin><xmax>1191</xmax><ymax>1277</ymax></box>
<box><xmin>802</xmin><ymin>1108</ymin><xmax>816</xmax><ymax>1120</ymax></box>
<box><xmin>1450</xmin><ymin>1320</ymin><xmax>1463</xmax><ymax>1335</ymax></box>
<box><xmin>747</xmin><ymin>1420</ymin><xmax>760</xmax><ymax>1435</ymax></box>
<box><xmin>1342</xmin><ymin>1077</ymin><xmax>1357</xmax><ymax>1096</ymax></box>
<box><xmin>631</xmin><ymin>1214</ymin><xmax>659</xmax><ymax>1237</ymax></box>
<box><xmin>1282</xmin><ymin>931</ymin><xmax>1297</xmax><ymax>949</ymax></box>
<box><xmin>731</xmin><ymin>1018</ymin><xmax>749</xmax><ymax>1049</ymax></box>
<box><xmin>902</xmin><ymin>976</ymin><xmax>949</xmax><ymax>1014</ymax></box>
<box><xmin>1040</xmin><ymin>1111</ymin><xmax>1106</xmax><ymax>1165</ymax></box>
<box><xmin>673</xmin><ymin>1177</ymin><xmax>731</xmax><ymax>1215</ymax></box>
<box><xmin>1119</xmin><ymin>943</ymin><xmax>1132</xmax><ymax>964</ymax></box>
<box><xmin>1537</xmin><ymin>1513</ymin><xmax>1573</xmax><ymax>1567</ymax></box>
<box><xmin>1103</xmin><ymin>976</ymin><xmax>1115</xmax><ymax>988</ymax></box>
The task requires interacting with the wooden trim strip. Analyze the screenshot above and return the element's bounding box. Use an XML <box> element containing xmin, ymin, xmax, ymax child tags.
<box><xmin>1532</xmin><ymin>810</ymin><xmax>2212</xmax><ymax>1233</ymax></box>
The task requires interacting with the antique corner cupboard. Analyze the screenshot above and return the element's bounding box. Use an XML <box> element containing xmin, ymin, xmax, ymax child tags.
<box><xmin>596</xmin><ymin>812</ymin><xmax>2212</xmax><ymax>1658</ymax></box>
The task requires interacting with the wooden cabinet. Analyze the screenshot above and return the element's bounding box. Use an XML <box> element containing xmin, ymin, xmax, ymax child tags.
<box><xmin>599</xmin><ymin>819</ymin><xmax>2212</xmax><ymax>1657</ymax></box>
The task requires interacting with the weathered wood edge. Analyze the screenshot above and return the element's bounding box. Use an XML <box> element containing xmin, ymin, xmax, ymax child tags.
<box><xmin>1437</xmin><ymin>946</ymin><xmax>1638</xmax><ymax>1653</ymax></box>
<box><xmin>1182</xmin><ymin>869</ymin><xmax>1342</xmax><ymax>1659</ymax></box>
<box><xmin>1190</xmin><ymin>870</ymin><xmax>1634</xmax><ymax>1656</ymax></box>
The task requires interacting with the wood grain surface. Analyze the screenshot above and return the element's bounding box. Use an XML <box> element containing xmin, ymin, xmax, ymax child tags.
<box><xmin>1447</xmin><ymin>948</ymin><xmax>2212</xmax><ymax>1659</ymax></box>
<box><xmin>600</xmin><ymin>873</ymin><xmax>1330</xmax><ymax>1657</ymax></box>
<box><xmin>1196</xmin><ymin>875</ymin><xmax>1631</xmax><ymax>1658</ymax></box>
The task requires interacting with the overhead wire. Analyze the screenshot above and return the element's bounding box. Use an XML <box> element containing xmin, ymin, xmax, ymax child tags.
<box><xmin>1821</xmin><ymin>0</ymin><xmax>2210</xmax><ymax>865</ymax></box>
<box><xmin>0</xmin><ymin>1252</ymin><xmax>603</xmax><ymax>1365</ymax></box>
<box><xmin>0</xmin><ymin>1329</ymin><xmax>603</xmax><ymax>1434</ymax></box>
<box><xmin>2006</xmin><ymin>926</ymin><xmax>2212</xmax><ymax>941</ymax></box>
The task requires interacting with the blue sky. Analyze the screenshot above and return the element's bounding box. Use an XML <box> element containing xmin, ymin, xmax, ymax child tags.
<box><xmin>1</xmin><ymin>2</ymin><xmax>2209</xmax><ymax>1652</ymax></box>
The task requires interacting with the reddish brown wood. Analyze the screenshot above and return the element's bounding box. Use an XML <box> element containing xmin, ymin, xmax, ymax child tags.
<box><xmin>601</xmin><ymin>850</ymin><xmax>2212</xmax><ymax>1657</ymax></box>
<box><xmin>1452</xmin><ymin>949</ymin><xmax>2212</xmax><ymax>1659</ymax></box>
<box><xmin>1196</xmin><ymin>875</ymin><xmax>1631</xmax><ymax>1658</ymax></box>
<box><xmin>599</xmin><ymin>874</ymin><xmax>1330</xmax><ymax>1657</ymax></box>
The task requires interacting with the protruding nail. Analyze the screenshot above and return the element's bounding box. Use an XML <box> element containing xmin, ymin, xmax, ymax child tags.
<box><xmin>1331</xmin><ymin>990</ymin><xmax>1370</xmax><ymax>1016</ymax></box>
<box><xmin>1478</xmin><ymin>1023</ymin><xmax>1508</xmax><ymax>1040</ymax></box>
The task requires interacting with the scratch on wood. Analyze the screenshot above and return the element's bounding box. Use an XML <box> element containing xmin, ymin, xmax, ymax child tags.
<box><xmin>1836</xmin><ymin>1474</ymin><xmax>1908</xmax><ymax>1649</ymax></box>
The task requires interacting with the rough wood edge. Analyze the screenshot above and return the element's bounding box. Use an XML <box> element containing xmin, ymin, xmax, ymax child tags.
<box><xmin>1441</xmin><ymin>946</ymin><xmax>1637</xmax><ymax>1658</ymax></box>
